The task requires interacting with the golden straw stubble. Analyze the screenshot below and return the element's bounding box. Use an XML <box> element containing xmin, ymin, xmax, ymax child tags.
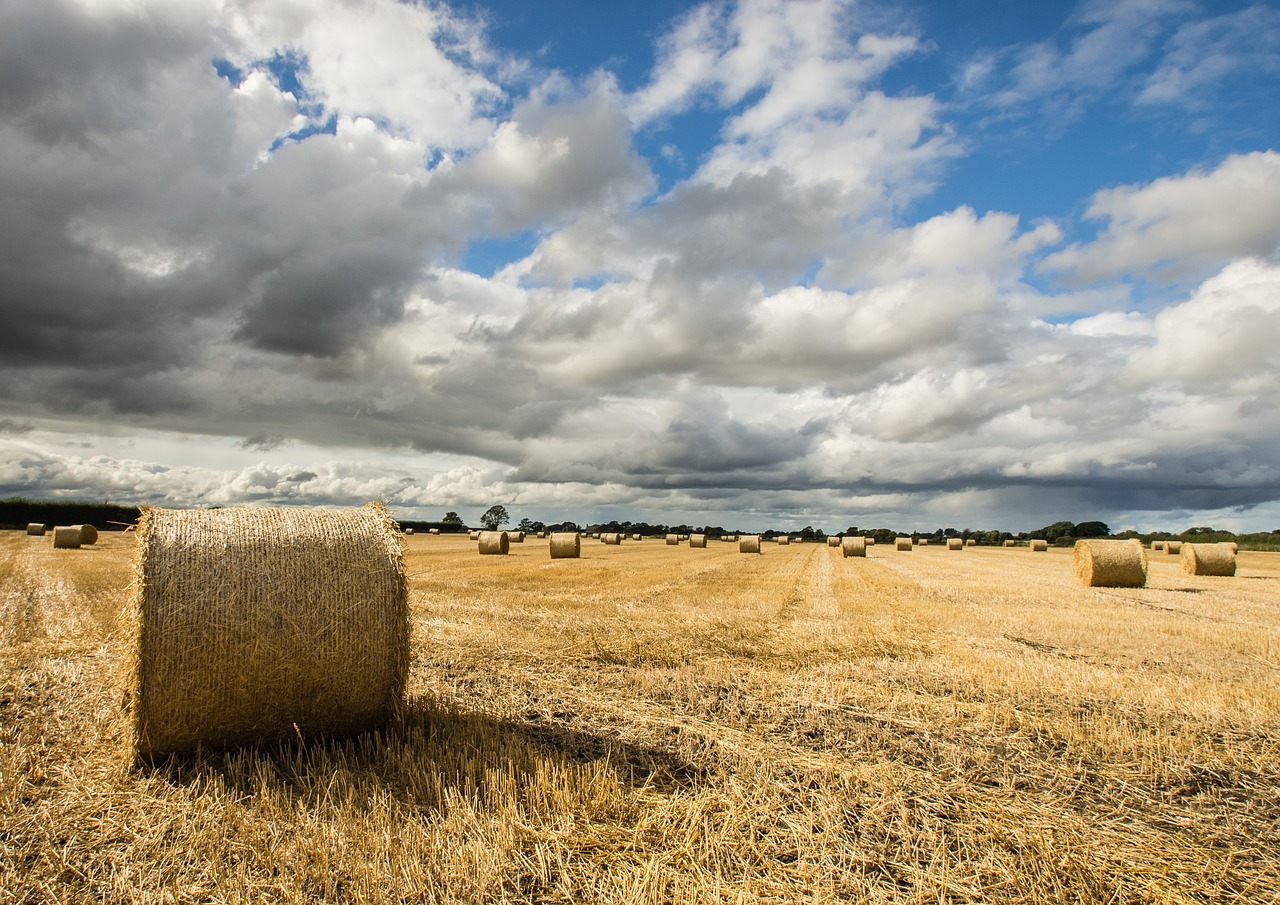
<box><xmin>1073</xmin><ymin>538</ymin><xmax>1148</xmax><ymax>588</ymax></box>
<box><xmin>1180</xmin><ymin>542</ymin><xmax>1236</xmax><ymax>577</ymax></box>
<box><xmin>127</xmin><ymin>504</ymin><xmax>408</xmax><ymax>759</ymax></box>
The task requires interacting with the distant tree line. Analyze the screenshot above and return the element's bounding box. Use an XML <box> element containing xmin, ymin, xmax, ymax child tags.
<box><xmin>0</xmin><ymin>498</ymin><xmax>141</xmax><ymax>531</ymax></box>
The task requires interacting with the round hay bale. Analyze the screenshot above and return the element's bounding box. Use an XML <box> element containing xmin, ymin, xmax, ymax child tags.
<box><xmin>72</xmin><ymin>524</ymin><xmax>99</xmax><ymax>545</ymax></box>
<box><xmin>895</xmin><ymin>537</ymin><xmax>912</xmax><ymax>551</ymax></box>
<box><xmin>549</xmin><ymin>532</ymin><xmax>581</xmax><ymax>559</ymax></box>
<box><xmin>536</xmin><ymin>531</ymin><xmax>546</xmax><ymax>538</ymax></box>
<box><xmin>666</xmin><ymin>534</ymin><xmax>679</xmax><ymax>545</ymax></box>
<box><xmin>126</xmin><ymin>504</ymin><xmax>408</xmax><ymax>758</ymax></box>
<box><xmin>965</xmin><ymin>538</ymin><xmax>976</xmax><ymax>547</ymax></box>
<box><xmin>26</xmin><ymin>523</ymin><xmax>46</xmax><ymax>536</ymax></box>
<box><xmin>865</xmin><ymin>537</ymin><xmax>875</xmax><ymax>546</ymax></box>
<box><xmin>1165</xmin><ymin>541</ymin><xmax>1182</xmax><ymax>554</ymax></box>
<box><xmin>631</xmin><ymin>533</ymin><xmax>642</xmax><ymax>541</ymax></box>
<box><xmin>1003</xmin><ymin>540</ymin><xmax>1016</xmax><ymax>547</ymax></box>
<box><xmin>1029</xmin><ymin>539</ymin><xmax>1048</xmax><ymax>552</ymax></box>
<box><xmin>777</xmin><ymin>536</ymin><xmax>790</xmax><ymax>546</ymax></box>
<box><xmin>510</xmin><ymin>531</ymin><xmax>526</xmax><ymax>543</ymax></box>
<box><xmin>52</xmin><ymin>526</ymin><xmax>81</xmax><ymax>549</ymax></box>
<box><xmin>468</xmin><ymin>530</ymin><xmax>480</xmax><ymax>541</ymax></box>
<box><xmin>947</xmin><ymin>538</ymin><xmax>963</xmax><ymax>550</ymax></box>
<box><xmin>478</xmin><ymin>531</ymin><xmax>510</xmax><ymax>555</ymax></box>
<box><xmin>841</xmin><ymin>536</ymin><xmax>866</xmax><ymax>558</ymax></box>
<box><xmin>601</xmin><ymin>533</ymin><xmax>622</xmax><ymax>545</ymax></box>
<box><xmin>1181</xmin><ymin>543</ymin><xmax>1236</xmax><ymax>577</ymax></box>
<box><xmin>739</xmin><ymin>535</ymin><xmax>761</xmax><ymax>554</ymax></box>
<box><xmin>689</xmin><ymin>534</ymin><xmax>707</xmax><ymax>548</ymax></box>
<box><xmin>918</xmin><ymin>539</ymin><xmax>929</xmax><ymax>547</ymax></box>
<box><xmin>428</xmin><ymin>528</ymin><xmax>439</xmax><ymax>535</ymax></box>
<box><xmin>826</xmin><ymin>537</ymin><xmax>840</xmax><ymax>547</ymax></box>
<box><xmin>404</xmin><ymin>528</ymin><xmax>415</xmax><ymax>535</ymax></box>
<box><xmin>1152</xmin><ymin>541</ymin><xmax>1166</xmax><ymax>551</ymax></box>
<box><xmin>1073</xmin><ymin>539</ymin><xmax>1147</xmax><ymax>588</ymax></box>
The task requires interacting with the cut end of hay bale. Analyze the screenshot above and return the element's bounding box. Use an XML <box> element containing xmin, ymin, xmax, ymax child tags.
<box><xmin>895</xmin><ymin>538</ymin><xmax>912</xmax><ymax>551</ymax></box>
<box><xmin>1165</xmin><ymin>541</ymin><xmax>1182</xmax><ymax>554</ymax></box>
<box><xmin>126</xmin><ymin>503</ymin><xmax>408</xmax><ymax>760</ymax></box>
<box><xmin>739</xmin><ymin>535</ymin><xmax>761</xmax><ymax>554</ymax></box>
<box><xmin>548</xmin><ymin>532</ymin><xmax>581</xmax><ymax>559</ymax></box>
<box><xmin>26</xmin><ymin>523</ymin><xmax>46</xmax><ymax>536</ymax></box>
<box><xmin>70</xmin><ymin>524</ymin><xmax>98</xmax><ymax>545</ymax></box>
<box><xmin>841</xmin><ymin>536</ymin><xmax>866</xmax><ymax>558</ymax></box>
<box><xmin>1180</xmin><ymin>542</ymin><xmax>1236</xmax><ymax>577</ymax></box>
<box><xmin>1073</xmin><ymin>538</ymin><xmax>1147</xmax><ymax>588</ymax></box>
<box><xmin>478</xmin><ymin>531</ymin><xmax>510</xmax><ymax>555</ymax></box>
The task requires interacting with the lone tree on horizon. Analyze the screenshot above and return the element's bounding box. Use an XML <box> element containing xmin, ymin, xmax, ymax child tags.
<box><xmin>480</xmin><ymin>505</ymin><xmax>510</xmax><ymax>531</ymax></box>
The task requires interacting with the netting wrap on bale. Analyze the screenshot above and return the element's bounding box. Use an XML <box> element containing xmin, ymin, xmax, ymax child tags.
<box><xmin>1181</xmin><ymin>543</ymin><xmax>1236</xmax><ymax>577</ymax></box>
<box><xmin>1073</xmin><ymin>539</ymin><xmax>1148</xmax><ymax>588</ymax></box>
<box><xmin>548</xmin><ymin>532</ymin><xmax>580</xmax><ymax>559</ymax></box>
<box><xmin>125</xmin><ymin>504</ymin><xmax>408</xmax><ymax>760</ymax></box>
<box><xmin>841</xmin><ymin>536</ymin><xmax>866</xmax><ymax>558</ymax></box>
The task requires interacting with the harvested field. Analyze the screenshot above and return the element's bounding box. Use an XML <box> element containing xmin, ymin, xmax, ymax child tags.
<box><xmin>3</xmin><ymin>531</ymin><xmax>1280</xmax><ymax>903</ymax></box>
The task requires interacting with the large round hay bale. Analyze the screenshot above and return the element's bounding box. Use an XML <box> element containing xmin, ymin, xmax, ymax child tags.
<box><xmin>841</xmin><ymin>536</ymin><xmax>866</xmax><ymax>558</ymax></box>
<box><xmin>1073</xmin><ymin>539</ymin><xmax>1147</xmax><ymax>588</ymax></box>
<box><xmin>826</xmin><ymin>536</ymin><xmax>840</xmax><ymax>547</ymax></box>
<box><xmin>404</xmin><ymin>528</ymin><xmax>415</xmax><ymax>535</ymax></box>
<box><xmin>427</xmin><ymin>528</ymin><xmax>439</xmax><ymax>535</ymax></box>
<box><xmin>52</xmin><ymin>526</ymin><xmax>81</xmax><ymax>549</ymax></box>
<box><xmin>510</xmin><ymin>531</ymin><xmax>526</xmax><ymax>543</ymax></box>
<box><xmin>689</xmin><ymin>534</ymin><xmax>707</xmax><ymax>548</ymax></box>
<box><xmin>125</xmin><ymin>504</ymin><xmax>408</xmax><ymax>758</ymax></box>
<box><xmin>918</xmin><ymin>539</ymin><xmax>929</xmax><ymax>547</ymax></box>
<box><xmin>549</xmin><ymin>532</ymin><xmax>581</xmax><ymax>559</ymax></box>
<box><xmin>1003</xmin><ymin>540</ymin><xmax>1016</xmax><ymax>547</ymax></box>
<box><xmin>1152</xmin><ymin>541</ymin><xmax>1166</xmax><ymax>551</ymax></box>
<box><xmin>1165</xmin><ymin>541</ymin><xmax>1182</xmax><ymax>554</ymax></box>
<box><xmin>72</xmin><ymin>524</ymin><xmax>98</xmax><ymax>545</ymax></box>
<box><xmin>631</xmin><ymin>533</ymin><xmax>642</xmax><ymax>541</ymax></box>
<box><xmin>26</xmin><ymin>523</ymin><xmax>46</xmax><ymax>536</ymax></box>
<box><xmin>739</xmin><ymin>535</ymin><xmax>761</xmax><ymax>554</ymax></box>
<box><xmin>601</xmin><ymin>533</ymin><xmax>622</xmax><ymax>545</ymax></box>
<box><xmin>468</xmin><ymin>531</ymin><xmax>480</xmax><ymax>541</ymax></box>
<box><xmin>666</xmin><ymin>534</ymin><xmax>679</xmax><ymax>545</ymax></box>
<box><xmin>478</xmin><ymin>531</ymin><xmax>510</xmax><ymax>555</ymax></box>
<box><xmin>1029</xmin><ymin>539</ymin><xmax>1048</xmax><ymax>552</ymax></box>
<box><xmin>965</xmin><ymin>538</ymin><xmax>976</xmax><ymax>547</ymax></box>
<box><xmin>865</xmin><ymin>537</ymin><xmax>875</xmax><ymax>546</ymax></box>
<box><xmin>895</xmin><ymin>537</ymin><xmax>912</xmax><ymax>551</ymax></box>
<box><xmin>777</xmin><ymin>536</ymin><xmax>790</xmax><ymax>546</ymax></box>
<box><xmin>536</xmin><ymin>531</ymin><xmax>546</xmax><ymax>538</ymax></box>
<box><xmin>1181</xmin><ymin>543</ymin><xmax>1236</xmax><ymax>577</ymax></box>
<box><xmin>947</xmin><ymin>538</ymin><xmax>963</xmax><ymax>550</ymax></box>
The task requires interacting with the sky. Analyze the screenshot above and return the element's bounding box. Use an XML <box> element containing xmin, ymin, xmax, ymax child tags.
<box><xmin>2</xmin><ymin>0</ymin><xmax>1279</xmax><ymax>534</ymax></box>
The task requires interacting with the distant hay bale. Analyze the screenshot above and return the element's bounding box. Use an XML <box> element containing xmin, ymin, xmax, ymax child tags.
<box><xmin>1181</xmin><ymin>543</ymin><xmax>1236</xmax><ymax>577</ymax></box>
<box><xmin>739</xmin><ymin>535</ymin><xmax>761</xmax><ymax>554</ymax></box>
<box><xmin>72</xmin><ymin>524</ymin><xmax>98</xmax><ymax>545</ymax></box>
<box><xmin>895</xmin><ymin>538</ymin><xmax>912</xmax><ymax>551</ymax></box>
<box><xmin>1073</xmin><ymin>539</ymin><xmax>1147</xmax><ymax>588</ymax></box>
<box><xmin>865</xmin><ymin>538</ymin><xmax>875</xmax><ymax>546</ymax></box>
<box><xmin>777</xmin><ymin>536</ymin><xmax>790</xmax><ymax>545</ymax></box>
<box><xmin>478</xmin><ymin>531</ymin><xmax>510</xmax><ymax>555</ymax></box>
<box><xmin>827</xmin><ymin>537</ymin><xmax>840</xmax><ymax>547</ymax></box>
<box><xmin>918</xmin><ymin>539</ymin><xmax>929</xmax><ymax>547</ymax></box>
<box><xmin>536</xmin><ymin>531</ymin><xmax>546</xmax><ymax>538</ymax></box>
<box><xmin>666</xmin><ymin>534</ymin><xmax>679</xmax><ymax>545</ymax></box>
<box><xmin>428</xmin><ymin>528</ymin><xmax>439</xmax><ymax>535</ymax></box>
<box><xmin>549</xmin><ymin>532</ymin><xmax>581</xmax><ymax>559</ymax></box>
<box><xmin>125</xmin><ymin>504</ymin><xmax>408</xmax><ymax>759</ymax></box>
<box><xmin>52</xmin><ymin>526</ymin><xmax>81</xmax><ymax>549</ymax></box>
<box><xmin>632</xmin><ymin>533</ymin><xmax>642</xmax><ymax>541</ymax></box>
<box><xmin>1029</xmin><ymin>539</ymin><xmax>1048</xmax><ymax>552</ymax></box>
<box><xmin>1165</xmin><ymin>541</ymin><xmax>1182</xmax><ymax>554</ymax></box>
<box><xmin>601</xmin><ymin>533</ymin><xmax>622</xmax><ymax>545</ymax></box>
<box><xmin>1003</xmin><ymin>540</ymin><xmax>1016</xmax><ymax>547</ymax></box>
<box><xmin>689</xmin><ymin>534</ymin><xmax>707</xmax><ymax>548</ymax></box>
<box><xmin>468</xmin><ymin>531</ymin><xmax>480</xmax><ymax>541</ymax></box>
<box><xmin>26</xmin><ymin>523</ymin><xmax>45</xmax><ymax>536</ymax></box>
<box><xmin>510</xmin><ymin>531</ymin><xmax>526</xmax><ymax>543</ymax></box>
<box><xmin>947</xmin><ymin>538</ymin><xmax>963</xmax><ymax>550</ymax></box>
<box><xmin>404</xmin><ymin>528</ymin><xmax>415</xmax><ymax>535</ymax></box>
<box><xmin>841</xmin><ymin>536</ymin><xmax>866</xmax><ymax>558</ymax></box>
<box><xmin>965</xmin><ymin>539</ymin><xmax>976</xmax><ymax>547</ymax></box>
<box><xmin>1152</xmin><ymin>541</ymin><xmax>1166</xmax><ymax>551</ymax></box>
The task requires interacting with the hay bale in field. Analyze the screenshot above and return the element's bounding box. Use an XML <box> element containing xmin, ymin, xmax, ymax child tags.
<box><xmin>1073</xmin><ymin>539</ymin><xmax>1147</xmax><ymax>588</ymax></box>
<box><xmin>478</xmin><ymin>531</ymin><xmax>510</xmax><ymax>555</ymax></box>
<box><xmin>947</xmin><ymin>538</ymin><xmax>963</xmax><ymax>550</ymax></box>
<box><xmin>601</xmin><ymin>533</ymin><xmax>622</xmax><ymax>545</ymax></box>
<box><xmin>965</xmin><ymin>539</ymin><xmax>976</xmax><ymax>547</ymax></box>
<box><xmin>26</xmin><ymin>523</ymin><xmax>46</xmax><ymax>536</ymax></box>
<box><xmin>428</xmin><ymin>528</ymin><xmax>439</xmax><ymax>535</ymax></box>
<box><xmin>827</xmin><ymin>536</ymin><xmax>840</xmax><ymax>547</ymax></box>
<box><xmin>841</xmin><ymin>536</ymin><xmax>866</xmax><ymax>558</ymax></box>
<box><xmin>739</xmin><ymin>535</ymin><xmax>761</xmax><ymax>554</ymax></box>
<box><xmin>865</xmin><ymin>538</ymin><xmax>875</xmax><ymax>546</ymax></box>
<box><xmin>71</xmin><ymin>524</ymin><xmax>98</xmax><ymax>545</ymax></box>
<box><xmin>895</xmin><ymin>537</ymin><xmax>911</xmax><ymax>551</ymax></box>
<box><xmin>125</xmin><ymin>504</ymin><xmax>408</xmax><ymax>759</ymax></box>
<box><xmin>510</xmin><ymin>531</ymin><xmax>526</xmax><ymax>543</ymax></box>
<box><xmin>52</xmin><ymin>526</ymin><xmax>81</xmax><ymax>549</ymax></box>
<box><xmin>1165</xmin><ymin>541</ymin><xmax>1182</xmax><ymax>554</ymax></box>
<box><xmin>777</xmin><ymin>536</ymin><xmax>790</xmax><ymax>545</ymax></box>
<box><xmin>1180</xmin><ymin>543</ymin><xmax>1236</xmax><ymax>577</ymax></box>
<box><xmin>666</xmin><ymin>534</ymin><xmax>679</xmax><ymax>545</ymax></box>
<box><xmin>404</xmin><ymin>528</ymin><xmax>415</xmax><ymax>535</ymax></box>
<box><xmin>689</xmin><ymin>534</ymin><xmax>707</xmax><ymax>548</ymax></box>
<box><xmin>468</xmin><ymin>531</ymin><xmax>480</xmax><ymax>541</ymax></box>
<box><xmin>1003</xmin><ymin>540</ymin><xmax>1016</xmax><ymax>547</ymax></box>
<box><xmin>1152</xmin><ymin>541</ymin><xmax>1166</xmax><ymax>551</ymax></box>
<box><xmin>918</xmin><ymin>539</ymin><xmax>929</xmax><ymax>547</ymax></box>
<box><xmin>1029</xmin><ymin>539</ymin><xmax>1048</xmax><ymax>552</ymax></box>
<box><xmin>549</xmin><ymin>532</ymin><xmax>581</xmax><ymax>559</ymax></box>
<box><xmin>632</xmin><ymin>533</ymin><xmax>642</xmax><ymax>541</ymax></box>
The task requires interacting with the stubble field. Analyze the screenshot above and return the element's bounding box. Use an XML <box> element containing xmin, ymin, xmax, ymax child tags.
<box><xmin>2</xmin><ymin>530</ymin><xmax>1279</xmax><ymax>903</ymax></box>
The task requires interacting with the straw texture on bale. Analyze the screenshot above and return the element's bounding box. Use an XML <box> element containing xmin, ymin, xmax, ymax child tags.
<box><xmin>71</xmin><ymin>524</ymin><xmax>98</xmax><ymax>545</ymax></box>
<box><xmin>841</xmin><ymin>536</ymin><xmax>866</xmax><ymax>558</ymax></box>
<box><xmin>1226</xmin><ymin>542</ymin><xmax>1239</xmax><ymax>553</ymax></box>
<box><xmin>548</xmin><ymin>532</ymin><xmax>581</xmax><ymax>559</ymax></box>
<box><xmin>689</xmin><ymin>534</ymin><xmax>707</xmax><ymax>548</ymax></box>
<box><xmin>1029</xmin><ymin>539</ymin><xmax>1048</xmax><ymax>552</ymax></box>
<box><xmin>1165</xmin><ymin>541</ymin><xmax>1182</xmax><ymax>554</ymax></box>
<box><xmin>777</xmin><ymin>536</ymin><xmax>790</xmax><ymax>545</ymax></box>
<box><xmin>26</xmin><ymin>523</ymin><xmax>45</xmax><ymax>536</ymax></box>
<box><xmin>478</xmin><ymin>531</ymin><xmax>510</xmax><ymax>555</ymax></box>
<box><xmin>827</xmin><ymin>537</ymin><xmax>840</xmax><ymax>547</ymax></box>
<box><xmin>601</xmin><ymin>533</ymin><xmax>622</xmax><ymax>545</ymax></box>
<box><xmin>468</xmin><ymin>531</ymin><xmax>480</xmax><ymax>540</ymax></box>
<box><xmin>739</xmin><ymin>535</ymin><xmax>761</xmax><ymax>554</ymax></box>
<box><xmin>1180</xmin><ymin>543</ymin><xmax>1236</xmax><ymax>577</ymax></box>
<box><xmin>947</xmin><ymin>538</ymin><xmax>963</xmax><ymax>550</ymax></box>
<box><xmin>52</xmin><ymin>526</ymin><xmax>81</xmax><ymax>549</ymax></box>
<box><xmin>1073</xmin><ymin>539</ymin><xmax>1148</xmax><ymax>588</ymax></box>
<box><xmin>666</xmin><ymin>534</ymin><xmax>679</xmax><ymax>545</ymax></box>
<box><xmin>510</xmin><ymin>531</ymin><xmax>526</xmax><ymax>543</ymax></box>
<box><xmin>1003</xmin><ymin>540</ymin><xmax>1016</xmax><ymax>547</ymax></box>
<box><xmin>125</xmin><ymin>504</ymin><xmax>408</xmax><ymax>759</ymax></box>
<box><xmin>895</xmin><ymin>538</ymin><xmax>912</xmax><ymax>551</ymax></box>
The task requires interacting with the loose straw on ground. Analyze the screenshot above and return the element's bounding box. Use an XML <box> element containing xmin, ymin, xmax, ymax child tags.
<box><xmin>1073</xmin><ymin>538</ymin><xmax>1148</xmax><ymax>588</ymax></box>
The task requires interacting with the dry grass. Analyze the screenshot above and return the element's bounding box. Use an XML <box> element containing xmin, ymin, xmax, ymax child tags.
<box><xmin>3</xmin><ymin>532</ymin><xmax>1280</xmax><ymax>903</ymax></box>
